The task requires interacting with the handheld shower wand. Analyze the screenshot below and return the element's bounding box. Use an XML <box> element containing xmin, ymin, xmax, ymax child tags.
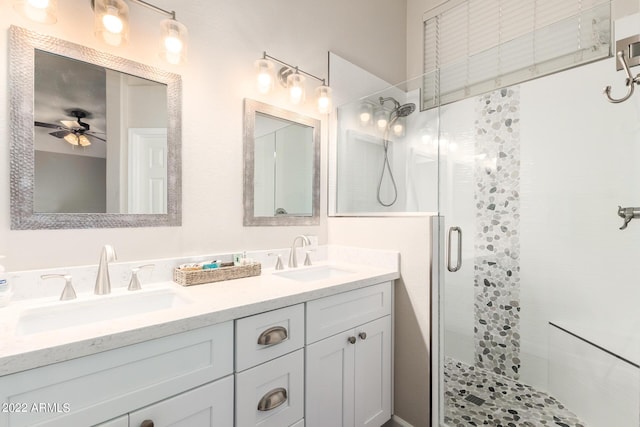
<box><xmin>376</xmin><ymin>97</ymin><xmax>416</xmax><ymax>207</ymax></box>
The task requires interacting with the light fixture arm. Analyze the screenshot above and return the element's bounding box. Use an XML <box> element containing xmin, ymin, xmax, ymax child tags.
<box><xmin>128</xmin><ymin>0</ymin><xmax>175</xmax><ymax>19</ymax></box>
<box><xmin>262</xmin><ymin>52</ymin><xmax>327</xmax><ymax>86</ymax></box>
<box><xmin>91</xmin><ymin>0</ymin><xmax>176</xmax><ymax>20</ymax></box>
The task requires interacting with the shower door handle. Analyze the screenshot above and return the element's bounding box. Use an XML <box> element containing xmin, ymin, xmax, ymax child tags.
<box><xmin>447</xmin><ymin>226</ymin><xmax>462</xmax><ymax>272</ymax></box>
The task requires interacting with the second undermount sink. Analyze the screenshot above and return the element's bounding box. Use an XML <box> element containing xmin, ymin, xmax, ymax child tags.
<box><xmin>16</xmin><ymin>287</ymin><xmax>192</xmax><ymax>336</ymax></box>
<box><xmin>274</xmin><ymin>265</ymin><xmax>355</xmax><ymax>282</ymax></box>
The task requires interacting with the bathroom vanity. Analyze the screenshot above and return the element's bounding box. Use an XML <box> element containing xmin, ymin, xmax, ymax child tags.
<box><xmin>0</xmin><ymin>248</ymin><xmax>399</xmax><ymax>427</ymax></box>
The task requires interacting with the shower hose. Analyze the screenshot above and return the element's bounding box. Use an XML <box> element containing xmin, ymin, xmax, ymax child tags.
<box><xmin>376</xmin><ymin>138</ymin><xmax>398</xmax><ymax>207</ymax></box>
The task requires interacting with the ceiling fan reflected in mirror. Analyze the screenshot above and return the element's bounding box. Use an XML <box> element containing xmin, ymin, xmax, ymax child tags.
<box><xmin>34</xmin><ymin>109</ymin><xmax>106</xmax><ymax>147</ymax></box>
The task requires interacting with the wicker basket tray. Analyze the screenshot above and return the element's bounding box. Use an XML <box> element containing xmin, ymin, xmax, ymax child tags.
<box><xmin>173</xmin><ymin>263</ymin><xmax>261</xmax><ymax>286</ymax></box>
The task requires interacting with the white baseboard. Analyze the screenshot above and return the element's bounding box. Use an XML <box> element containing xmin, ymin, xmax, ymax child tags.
<box><xmin>383</xmin><ymin>415</ymin><xmax>414</xmax><ymax>427</ymax></box>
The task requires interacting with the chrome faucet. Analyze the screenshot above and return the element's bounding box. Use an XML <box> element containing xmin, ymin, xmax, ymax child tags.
<box><xmin>288</xmin><ymin>235</ymin><xmax>310</xmax><ymax>268</ymax></box>
<box><xmin>95</xmin><ymin>244</ymin><xmax>117</xmax><ymax>295</ymax></box>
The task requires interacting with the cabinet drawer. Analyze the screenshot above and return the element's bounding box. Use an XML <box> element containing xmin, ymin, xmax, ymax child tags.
<box><xmin>306</xmin><ymin>282</ymin><xmax>392</xmax><ymax>344</ymax></box>
<box><xmin>0</xmin><ymin>322</ymin><xmax>233</xmax><ymax>427</ymax></box>
<box><xmin>236</xmin><ymin>303</ymin><xmax>304</xmax><ymax>371</ymax></box>
<box><xmin>129</xmin><ymin>376</ymin><xmax>234</xmax><ymax>427</ymax></box>
<box><xmin>94</xmin><ymin>415</ymin><xmax>128</xmax><ymax>427</ymax></box>
<box><xmin>236</xmin><ymin>349</ymin><xmax>304</xmax><ymax>427</ymax></box>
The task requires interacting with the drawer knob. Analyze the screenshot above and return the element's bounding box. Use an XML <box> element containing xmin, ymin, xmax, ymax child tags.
<box><xmin>359</xmin><ymin>332</ymin><xmax>367</xmax><ymax>340</ymax></box>
<box><xmin>257</xmin><ymin>387</ymin><xmax>288</xmax><ymax>411</ymax></box>
<box><xmin>348</xmin><ymin>336</ymin><xmax>356</xmax><ymax>344</ymax></box>
<box><xmin>257</xmin><ymin>326</ymin><xmax>289</xmax><ymax>346</ymax></box>
<box><xmin>140</xmin><ymin>420</ymin><xmax>154</xmax><ymax>427</ymax></box>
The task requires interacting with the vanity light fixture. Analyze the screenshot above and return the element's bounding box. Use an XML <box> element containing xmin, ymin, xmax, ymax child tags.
<box><xmin>256</xmin><ymin>52</ymin><xmax>332</xmax><ymax>114</ymax></box>
<box><xmin>92</xmin><ymin>0</ymin><xmax>188</xmax><ymax>64</ymax></box>
<box><xmin>13</xmin><ymin>0</ymin><xmax>58</xmax><ymax>24</ymax></box>
<box><xmin>375</xmin><ymin>107</ymin><xmax>388</xmax><ymax>131</ymax></box>
<box><xmin>93</xmin><ymin>0</ymin><xmax>129</xmax><ymax>47</ymax></box>
<box><xmin>358</xmin><ymin>101</ymin><xmax>373</xmax><ymax>126</ymax></box>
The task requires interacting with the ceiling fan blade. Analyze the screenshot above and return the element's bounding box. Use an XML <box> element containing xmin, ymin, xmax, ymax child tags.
<box><xmin>49</xmin><ymin>130</ymin><xmax>71</xmax><ymax>139</ymax></box>
<box><xmin>86</xmin><ymin>132</ymin><xmax>106</xmax><ymax>142</ymax></box>
<box><xmin>35</xmin><ymin>121</ymin><xmax>62</xmax><ymax>129</ymax></box>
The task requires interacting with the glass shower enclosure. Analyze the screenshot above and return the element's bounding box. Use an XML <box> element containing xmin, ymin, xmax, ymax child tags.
<box><xmin>334</xmin><ymin>20</ymin><xmax>640</xmax><ymax>425</ymax></box>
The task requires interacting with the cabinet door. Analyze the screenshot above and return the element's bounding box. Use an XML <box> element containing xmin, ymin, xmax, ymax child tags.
<box><xmin>354</xmin><ymin>316</ymin><xmax>392</xmax><ymax>427</ymax></box>
<box><xmin>129</xmin><ymin>376</ymin><xmax>233</xmax><ymax>427</ymax></box>
<box><xmin>305</xmin><ymin>329</ymin><xmax>356</xmax><ymax>427</ymax></box>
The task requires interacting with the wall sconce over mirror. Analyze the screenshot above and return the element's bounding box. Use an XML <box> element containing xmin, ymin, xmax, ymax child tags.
<box><xmin>12</xmin><ymin>0</ymin><xmax>188</xmax><ymax>65</ymax></box>
<box><xmin>9</xmin><ymin>26</ymin><xmax>182</xmax><ymax>229</ymax></box>
<box><xmin>13</xmin><ymin>0</ymin><xmax>58</xmax><ymax>24</ymax></box>
<box><xmin>243</xmin><ymin>99</ymin><xmax>320</xmax><ymax>226</ymax></box>
<box><xmin>254</xmin><ymin>52</ymin><xmax>332</xmax><ymax>114</ymax></box>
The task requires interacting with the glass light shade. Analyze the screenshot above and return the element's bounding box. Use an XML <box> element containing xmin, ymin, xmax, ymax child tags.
<box><xmin>160</xmin><ymin>19</ymin><xmax>188</xmax><ymax>65</ymax></box>
<box><xmin>392</xmin><ymin>117</ymin><xmax>405</xmax><ymax>137</ymax></box>
<box><xmin>94</xmin><ymin>0</ymin><xmax>129</xmax><ymax>47</ymax></box>
<box><xmin>359</xmin><ymin>102</ymin><xmax>373</xmax><ymax>126</ymax></box>
<box><xmin>255</xmin><ymin>58</ymin><xmax>275</xmax><ymax>94</ymax></box>
<box><xmin>78</xmin><ymin>135</ymin><xmax>91</xmax><ymax>147</ymax></box>
<box><xmin>315</xmin><ymin>85</ymin><xmax>332</xmax><ymax>114</ymax></box>
<box><xmin>375</xmin><ymin>108</ymin><xmax>388</xmax><ymax>131</ymax></box>
<box><xmin>63</xmin><ymin>134</ymin><xmax>79</xmax><ymax>146</ymax></box>
<box><xmin>287</xmin><ymin>72</ymin><xmax>306</xmax><ymax>105</ymax></box>
<box><xmin>13</xmin><ymin>0</ymin><xmax>57</xmax><ymax>24</ymax></box>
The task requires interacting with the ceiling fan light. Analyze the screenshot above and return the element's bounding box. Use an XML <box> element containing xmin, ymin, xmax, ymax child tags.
<box><xmin>64</xmin><ymin>134</ymin><xmax>79</xmax><ymax>146</ymax></box>
<box><xmin>13</xmin><ymin>0</ymin><xmax>57</xmax><ymax>24</ymax></box>
<box><xmin>78</xmin><ymin>135</ymin><xmax>91</xmax><ymax>147</ymax></box>
<box><xmin>94</xmin><ymin>0</ymin><xmax>129</xmax><ymax>47</ymax></box>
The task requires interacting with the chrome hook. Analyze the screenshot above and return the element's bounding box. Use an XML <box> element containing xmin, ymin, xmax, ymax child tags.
<box><xmin>604</xmin><ymin>51</ymin><xmax>640</xmax><ymax>104</ymax></box>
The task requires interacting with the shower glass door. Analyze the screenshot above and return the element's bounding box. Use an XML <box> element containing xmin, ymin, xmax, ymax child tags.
<box><xmin>436</xmin><ymin>58</ymin><xmax>640</xmax><ymax>426</ymax></box>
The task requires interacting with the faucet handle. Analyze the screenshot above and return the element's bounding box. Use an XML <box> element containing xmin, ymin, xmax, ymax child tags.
<box><xmin>128</xmin><ymin>264</ymin><xmax>154</xmax><ymax>291</ymax></box>
<box><xmin>268</xmin><ymin>253</ymin><xmax>284</xmax><ymax>270</ymax></box>
<box><xmin>304</xmin><ymin>250</ymin><xmax>314</xmax><ymax>266</ymax></box>
<box><xmin>41</xmin><ymin>274</ymin><xmax>77</xmax><ymax>301</ymax></box>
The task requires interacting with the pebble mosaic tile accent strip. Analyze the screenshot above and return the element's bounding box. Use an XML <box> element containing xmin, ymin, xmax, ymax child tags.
<box><xmin>474</xmin><ymin>87</ymin><xmax>522</xmax><ymax>379</ymax></box>
<box><xmin>444</xmin><ymin>358</ymin><xmax>586</xmax><ymax>427</ymax></box>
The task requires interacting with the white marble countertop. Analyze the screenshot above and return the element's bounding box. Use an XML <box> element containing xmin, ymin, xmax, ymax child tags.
<box><xmin>0</xmin><ymin>257</ymin><xmax>399</xmax><ymax>376</ymax></box>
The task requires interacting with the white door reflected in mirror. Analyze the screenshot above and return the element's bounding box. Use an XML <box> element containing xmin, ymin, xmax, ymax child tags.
<box><xmin>254</xmin><ymin>112</ymin><xmax>313</xmax><ymax>217</ymax></box>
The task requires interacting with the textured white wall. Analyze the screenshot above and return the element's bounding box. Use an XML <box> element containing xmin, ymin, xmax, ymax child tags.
<box><xmin>0</xmin><ymin>0</ymin><xmax>407</xmax><ymax>270</ymax></box>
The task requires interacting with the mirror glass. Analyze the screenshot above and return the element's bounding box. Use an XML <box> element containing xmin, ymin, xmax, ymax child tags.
<box><xmin>34</xmin><ymin>50</ymin><xmax>168</xmax><ymax>214</ymax></box>
<box><xmin>9</xmin><ymin>26</ymin><xmax>181</xmax><ymax>229</ymax></box>
<box><xmin>244</xmin><ymin>99</ymin><xmax>320</xmax><ymax>226</ymax></box>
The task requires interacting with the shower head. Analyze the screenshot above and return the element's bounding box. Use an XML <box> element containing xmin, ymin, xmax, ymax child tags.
<box><xmin>379</xmin><ymin>96</ymin><xmax>416</xmax><ymax>119</ymax></box>
<box><xmin>394</xmin><ymin>103</ymin><xmax>416</xmax><ymax>117</ymax></box>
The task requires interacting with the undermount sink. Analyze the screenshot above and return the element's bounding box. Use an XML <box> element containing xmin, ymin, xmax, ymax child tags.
<box><xmin>16</xmin><ymin>287</ymin><xmax>192</xmax><ymax>336</ymax></box>
<box><xmin>274</xmin><ymin>265</ymin><xmax>354</xmax><ymax>282</ymax></box>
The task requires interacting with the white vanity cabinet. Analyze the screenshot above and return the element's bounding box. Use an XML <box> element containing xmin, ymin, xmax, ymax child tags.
<box><xmin>0</xmin><ymin>322</ymin><xmax>234</xmax><ymax>427</ymax></box>
<box><xmin>234</xmin><ymin>304</ymin><xmax>305</xmax><ymax>427</ymax></box>
<box><xmin>128</xmin><ymin>376</ymin><xmax>234</xmax><ymax>427</ymax></box>
<box><xmin>305</xmin><ymin>282</ymin><xmax>393</xmax><ymax>427</ymax></box>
